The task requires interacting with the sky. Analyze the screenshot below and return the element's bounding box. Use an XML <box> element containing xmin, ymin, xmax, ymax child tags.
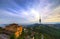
<box><xmin>0</xmin><ymin>0</ymin><xmax>60</xmax><ymax>24</ymax></box>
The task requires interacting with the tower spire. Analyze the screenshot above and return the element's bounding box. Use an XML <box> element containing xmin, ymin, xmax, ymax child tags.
<box><xmin>39</xmin><ymin>19</ymin><xmax>41</xmax><ymax>24</ymax></box>
<box><xmin>39</xmin><ymin>16</ymin><xmax>41</xmax><ymax>24</ymax></box>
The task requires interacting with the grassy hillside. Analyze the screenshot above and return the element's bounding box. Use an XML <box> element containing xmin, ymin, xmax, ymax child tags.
<box><xmin>10</xmin><ymin>25</ymin><xmax>60</xmax><ymax>39</ymax></box>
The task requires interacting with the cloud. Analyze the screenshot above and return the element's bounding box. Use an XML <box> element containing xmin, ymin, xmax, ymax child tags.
<box><xmin>0</xmin><ymin>9</ymin><xmax>40</xmax><ymax>24</ymax></box>
<box><xmin>0</xmin><ymin>0</ymin><xmax>60</xmax><ymax>24</ymax></box>
<box><xmin>0</xmin><ymin>9</ymin><xmax>28</xmax><ymax>24</ymax></box>
<box><xmin>43</xmin><ymin>6</ymin><xmax>60</xmax><ymax>23</ymax></box>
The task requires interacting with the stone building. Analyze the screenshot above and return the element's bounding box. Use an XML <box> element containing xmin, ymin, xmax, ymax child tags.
<box><xmin>3</xmin><ymin>23</ymin><xmax>23</xmax><ymax>36</ymax></box>
<box><xmin>4</xmin><ymin>23</ymin><xmax>22</xmax><ymax>32</ymax></box>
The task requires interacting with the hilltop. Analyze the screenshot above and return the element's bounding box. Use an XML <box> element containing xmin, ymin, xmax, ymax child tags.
<box><xmin>0</xmin><ymin>23</ymin><xmax>60</xmax><ymax>39</ymax></box>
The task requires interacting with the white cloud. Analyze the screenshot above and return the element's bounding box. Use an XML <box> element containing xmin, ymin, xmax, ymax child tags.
<box><xmin>43</xmin><ymin>6</ymin><xmax>60</xmax><ymax>22</ymax></box>
<box><xmin>0</xmin><ymin>9</ymin><xmax>39</xmax><ymax>24</ymax></box>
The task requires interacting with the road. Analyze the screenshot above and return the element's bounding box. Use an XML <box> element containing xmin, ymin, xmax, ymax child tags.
<box><xmin>41</xmin><ymin>34</ymin><xmax>44</xmax><ymax>39</ymax></box>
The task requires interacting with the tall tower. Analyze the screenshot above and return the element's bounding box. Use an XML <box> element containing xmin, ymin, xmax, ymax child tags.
<box><xmin>39</xmin><ymin>19</ymin><xmax>41</xmax><ymax>24</ymax></box>
<box><xmin>39</xmin><ymin>14</ymin><xmax>41</xmax><ymax>24</ymax></box>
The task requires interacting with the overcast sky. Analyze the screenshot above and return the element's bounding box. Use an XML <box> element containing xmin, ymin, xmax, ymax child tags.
<box><xmin>0</xmin><ymin>0</ymin><xmax>60</xmax><ymax>24</ymax></box>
